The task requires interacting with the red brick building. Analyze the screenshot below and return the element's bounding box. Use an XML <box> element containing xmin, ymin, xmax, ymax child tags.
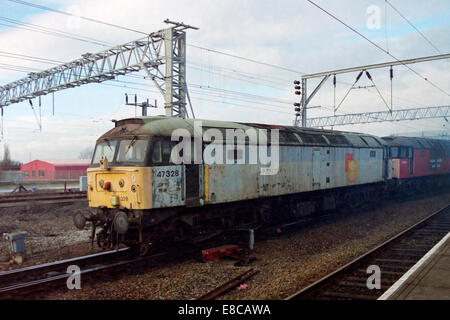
<box><xmin>20</xmin><ymin>159</ymin><xmax>90</xmax><ymax>180</ymax></box>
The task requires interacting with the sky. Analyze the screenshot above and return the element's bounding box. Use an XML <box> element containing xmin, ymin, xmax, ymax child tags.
<box><xmin>0</xmin><ymin>0</ymin><xmax>449</xmax><ymax>162</ymax></box>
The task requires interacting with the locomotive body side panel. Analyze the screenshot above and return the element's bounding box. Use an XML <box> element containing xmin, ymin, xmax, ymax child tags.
<box><xmin>205</xmin><ymin>145</ymin><xmax>385</xmax><ymax>205</ymax></box>
<box><xmin>151</xmin><ymin>165</ymin><xmax>184</xmax><ymax>208</ymax></box>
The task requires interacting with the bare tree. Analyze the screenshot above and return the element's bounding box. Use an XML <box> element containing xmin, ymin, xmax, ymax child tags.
<box><xmin>3</xmin><ymin>143</ymin><xmax>11</xmax><ymax>164</ymax></box>
<box><xmin>0</xmin><ymin>144</ymin><xmax>21</xmax><ymax>170</ymax></box>
<box><xmin>78</xmin><ymin>147</ymin><xmax>94</xmax><ymax>160</ymax></box>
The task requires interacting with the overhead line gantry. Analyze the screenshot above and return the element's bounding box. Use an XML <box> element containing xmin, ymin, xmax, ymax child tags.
<box><xmin>0</xmin><ymin>20</ymin><xmax>197</xmax><ymax>118</ymax></box>
<box><xmin>294</xmin><ymin>53</ymin><xmax>450</xmax><ymax>128</ymax></box>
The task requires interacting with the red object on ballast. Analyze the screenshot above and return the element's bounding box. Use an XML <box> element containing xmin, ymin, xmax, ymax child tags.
<box><xmin>201</xmin><ymin>245</ymin><xmax>241</xmax><ymax>261</ymax></box>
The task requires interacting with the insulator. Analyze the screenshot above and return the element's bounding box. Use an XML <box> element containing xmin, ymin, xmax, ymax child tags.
<box><xmin>356</xmin><ymin>71</ymin><xmax>364</xmax><ymax>82</ymax></box>
<box><xmin>295</xmin><ymin>113</ymin><xmax>301</xmax><ymax>117</ymax></box>
<box><xmin>295</xmin><ymin>107</ymin><xmax>301</xmax><ymax>112</ymax></box>
<box><xmin>295</xmin><ymin>91</ymin><xmax>301</xmax><ymax>95</ymax></box>
<box><xmin>333</xmin><ymin>75</ymin><xmax>336</xmax><ymax>86</ymax></box>
<box><xmin>295</xmin><ymin>85</ymin><xmax>301</xmax><ymax>90</ymax></box>
<box><xmin>365</xmin><ymin>71</ymin><xmax>372</xmax><ymax>81</ymax></box>
<box><xmin>390</xmin><ymin>67</ymin><xmax>393</xmax><ymax>79</ymax></box>
<box><xmin>293</xmin><ymin>103</ymin><xmax>301</xmax><ymax>107</ymax></box>
<box><xmin>294</xmin><ymin>80</ymin><xmax>300</xmax><ymax>85</ymax></box>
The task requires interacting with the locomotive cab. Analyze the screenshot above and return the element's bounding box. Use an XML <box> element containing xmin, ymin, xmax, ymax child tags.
<box><xmin>75</xmin><ymin>117</ymin><xmax>189</xmax><ymax>254</ymax></box>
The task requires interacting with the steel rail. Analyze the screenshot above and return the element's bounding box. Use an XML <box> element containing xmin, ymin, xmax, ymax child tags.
<box><xmin>0</xmin><ymin>250</ymin><xmax>167</xmax><ymax>299</ymax></box>
<box><xmin>0</xmin><ymin>248</ymin><xmax>129</xmax><ymax>285</ymax></box>
<box><xmin>197</xmin><ymin>269</ymin><xmax>260</xmax><ymax>300</ymax></box>
<box><xmin>286</xmin><ymin>204</ymin><xmax>450</xmax><ymax>300</ymax></box>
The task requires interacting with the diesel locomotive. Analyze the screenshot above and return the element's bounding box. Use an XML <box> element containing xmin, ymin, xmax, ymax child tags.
<box><xmin>73</xmin><ymin>116</ymin><xmax>450</xmax><ymax>254</ymax></box>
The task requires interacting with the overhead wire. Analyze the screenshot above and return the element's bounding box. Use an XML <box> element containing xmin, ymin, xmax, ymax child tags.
<box><xmin>8</xmin><ymin>0</ymin><xmax>147</xmax><ymax>35</ymax></box>
<box><xmin>306</xmin><ymin>0</ymin><xmax>449</xmax><ymax>98</ymax></box>
<box><xmin>3</xmin><ymin>0</ymin><xmax>448</xmax><ymax>130</ymax></box>
<box><xmin>0</xmin><ymin>51</ymin><xmax>294</xmax><ymax>110</ymax></box>
<box><xmin>0</xmin><ymin>17</ymin><xmax>111</xmax><ymax>47</ymax></box>
<box><xmin>385</xmin><ymin>0</ymin><xmax>443</xmax><ymax>55</ymax></box>
<box><xmin>7</xmin><ymin>0</ymin><xmax>304</xmax><ymax>75</ymax></box>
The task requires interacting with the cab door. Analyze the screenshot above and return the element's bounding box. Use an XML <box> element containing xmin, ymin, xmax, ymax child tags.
<box><xmin>184</xmin><ymin>164</ymin><xmax>201</xmax><ymax>207</ymax></box>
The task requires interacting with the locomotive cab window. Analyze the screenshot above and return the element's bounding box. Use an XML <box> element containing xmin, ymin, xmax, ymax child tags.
<box><xmin>116</xmin><ymin>138</ymin><xmax>149</xmax><ymax>164</ymax></box>
<box><xmin>92</xmin><ymin>140</ymin><xmax>117</xmax><ymax>164</ymax></box>
<box><xmin>390</xmin><ymin>147</ymin><xmax>399</xmax><ymax>158</ymax></box>
<box><xmin>151</xmin><ymin>140</ymin><xmax>162</xmax><ymax>164</ymax></box>
<box><xmin>150</xmin><ymin>139</ymin><xmax>181</xmax><ymax>165</ymax></box>
<box><xmin>162</xmin><ymin>140</ymin><xmax>173</xmax><ymax>163</ymax></box>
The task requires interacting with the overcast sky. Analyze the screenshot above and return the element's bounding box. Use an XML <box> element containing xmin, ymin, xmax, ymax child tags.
<box><xmin>0</xmin><ymin>0</ymin><xmax>449</xmax><ymax>162</ymax></box>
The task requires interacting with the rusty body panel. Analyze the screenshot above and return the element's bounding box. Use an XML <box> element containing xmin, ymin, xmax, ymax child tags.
<box><xmin>88</xmin><ymin>116</ymin><xmax>389</xmax><ymax>210</ymax></box>
<box><xmin>151</xmin><ymin>165</ymin><xmax>184</xmax><ymax>208</ymax></box>
<box><xmin>205</xmin><ymin>145</ymin><xmax>384</xmax><ymax>205</ymax></box>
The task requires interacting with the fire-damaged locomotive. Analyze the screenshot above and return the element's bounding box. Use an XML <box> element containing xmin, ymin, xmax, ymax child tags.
<box><xmin>73</xmin><ymin>116</ymin><xmax>450</xmax><ymax>255</ymax></box>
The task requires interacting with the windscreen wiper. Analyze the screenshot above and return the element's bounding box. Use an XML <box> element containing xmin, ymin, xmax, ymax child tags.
<box><xmin>104</xmin><ymin>139</ymin><xmax>113</xmax><ymax>151</ymax></box>
<box><xmin>125</xmin><ymin>136</ymin><xmax>137</xmax><ymax>155</ymax></box>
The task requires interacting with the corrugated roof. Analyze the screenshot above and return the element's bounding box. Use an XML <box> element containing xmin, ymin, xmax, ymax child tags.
<box><xmin>99</xmin><ymin>116</ymin><xmax>386</xmax><ymax>148</ymax></box>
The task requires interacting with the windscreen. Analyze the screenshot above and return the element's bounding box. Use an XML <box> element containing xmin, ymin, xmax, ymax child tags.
<box><xmin>92</xmin><ymin>140</ymin><xmax>117</xmax><ymax>164</ymax></box>
<box><xmin>116</xmin><ymin>138</ymin><xmax>149</xmax><ymax>163</ymax></box>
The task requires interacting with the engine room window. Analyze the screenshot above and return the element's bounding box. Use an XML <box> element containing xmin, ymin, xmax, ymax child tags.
<box><xmin>325</xmin><ymin>135</ymin><xmax>349</xmax><ymax>146</ymax></box>
<box><xmin>92</xmin><ymin>140</ymin><xmax>117</xmax><ymax>164</ymax></box>
<box><xmin>345</xmin><ymin>135</ymin><xmax>368</xmax><ymax>147</ymax></box>
<box><xmin>299</xmin><ymin>134</ymin><xmax>327</xmax><ymax>145</ymax></box>
<box><xmin>38</xmin><ymin>170</ymin><xmax>45</xmax><ymax>177</ymax></box>
<box><xmin>361</xmin><ymin>136</ymin><xmax>381</xmax><ymax>147</ymax></box>
<box><xmin>370</xmin><ymin>151</ymin><xmax>376</xmax><ymax>158</ymax></box>
<box><xmin>116</xmin><ymin>138</ymin><xmax>149</xmax><ymax>163</ymax></box>
<box><xmin>279</xmin><ymin>131</ymin><xmax>301</xmax><ymax>144</ymax></box>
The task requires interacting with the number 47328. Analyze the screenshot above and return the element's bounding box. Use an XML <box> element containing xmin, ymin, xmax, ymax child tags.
<box><xmin>156</xmin><ymin>170</ymin><xmax>179</xmax><ymax>178</ymax></box>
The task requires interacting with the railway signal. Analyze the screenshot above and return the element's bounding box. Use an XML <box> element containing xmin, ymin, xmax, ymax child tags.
<box><xmin>294</xmin><ymin>80</ymin><xmax>302</xmax><ymax>117</ymax></box>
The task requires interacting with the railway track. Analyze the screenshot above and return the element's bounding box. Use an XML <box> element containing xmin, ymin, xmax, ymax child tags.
<box><xmin>0</xmin><ymin>191</ymin><xmax>86</xmax><ymax>207</ymax></box>
<box><xmin>287</xmin><ymin>204</ymin><xmax>450</xmax><ymax>300</ymax></box>
<box><xmin>197</xmin><ymin>269</ymin><xmax>260</xmax><ymax>300</ymax></box>
<box><xmin>0</xmin><ymin>240</ymin><xmax>217</xmax><ymax>299</ymax></box>
<box><xmin>0</xmin><ymin>248</ymin><xmax>146</xmax><ymax>299</ymax></box>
